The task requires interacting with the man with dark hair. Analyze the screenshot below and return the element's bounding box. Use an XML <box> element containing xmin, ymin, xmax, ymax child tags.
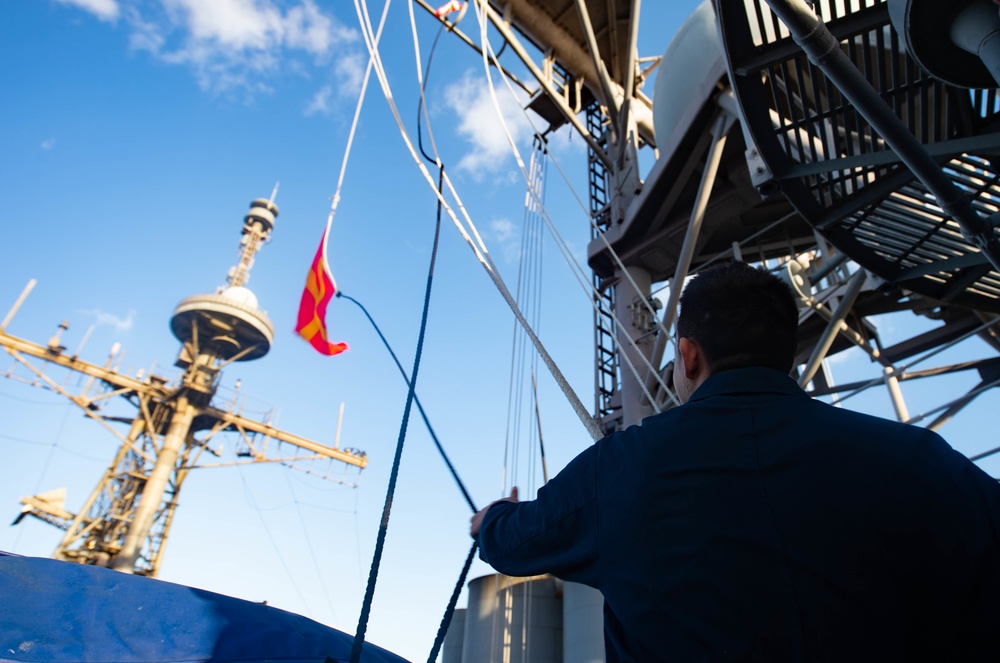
<box><xmin>472</xmin><ymin>261</ymin><xmax>1000</xmax><ymax>662</ymax></box>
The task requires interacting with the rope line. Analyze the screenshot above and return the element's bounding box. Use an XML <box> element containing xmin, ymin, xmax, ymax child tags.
<box><xmin>355</xmin><ymin>0</ymin><xmax>601</xmax><ymax>441</ymax></box>
<box><xmin>402</xmin><ymin>14</ymin><xmax>496</xmax><ymax>662</ymax></box>
<box><xmin>236</xmin><ymin>465</ymin><xmax>314</xmax><ymax>615</ymax></box>
<box><xmin>348</xmin><ymin>164</ymin><xmax>444</xmax><ymax>663</ymax></box>
<box><xmin>426</xmin><ymin>541</ymin><xmax>479</xmax><ymax>663</ymax></box>
<box><xmin>337</xmin><ymin>292</ymin><xmax>477</xmax><ymax>513</ymax></box>
<box><xmin>468</xmin><ymin>0</ymin><xmax>677</xmax><ymax>410</ymax></box>
<box><xmin>320</xmin><ymin>0</ymin><xmax>389</xmax><ymax>235</ymax></box>
<box><xmin>282</xmin><ymin>469</ymin><xmax>340</xmax><ymax>625</ymax></box>
<box><xmin>467</xmin><ymin>0</ymin><xmax>671</xmax><ymax>355</ymax></box>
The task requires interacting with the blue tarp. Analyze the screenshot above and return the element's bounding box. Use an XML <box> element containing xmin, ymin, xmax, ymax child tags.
<box><xmin>0</xmin><ymin>552</ymin><xmax>409</xmax><ymax>663</ymax></box>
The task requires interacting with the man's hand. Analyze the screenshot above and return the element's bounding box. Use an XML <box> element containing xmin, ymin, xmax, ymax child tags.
<box><xmin>470</xmin><ymin>487</ymin><xmax>519</xmax><ymax>538</ymax></box>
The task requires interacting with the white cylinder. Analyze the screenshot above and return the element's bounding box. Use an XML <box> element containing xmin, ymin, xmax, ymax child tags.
<box><xmin>461</xmin><ymin>573</ymin><xmax>562</xmax><ymax>663</ymax></box>
<box><xmin>562</xmin><ymin>582</ymin><xmax>605</xmax><ymax>663</ymax></box>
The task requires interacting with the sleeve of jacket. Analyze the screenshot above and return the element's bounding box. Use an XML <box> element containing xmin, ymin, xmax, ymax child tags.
<box><xmin>476</xmin><ymin>443</ymin><xmax>600</xmax><ymax>588</ymax></box>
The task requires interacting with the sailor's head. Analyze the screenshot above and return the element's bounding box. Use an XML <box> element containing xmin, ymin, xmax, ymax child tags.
<box><xmin>672</xmin><ymin>261</ymin><xmax>798</xmax><ymax>403</ymax></box>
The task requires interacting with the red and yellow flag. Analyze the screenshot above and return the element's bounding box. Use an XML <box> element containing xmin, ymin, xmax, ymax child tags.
<box><xmin>296</xmin><ymin>224</ymin><xmax>348</xmax><ymax>356</ymax></box>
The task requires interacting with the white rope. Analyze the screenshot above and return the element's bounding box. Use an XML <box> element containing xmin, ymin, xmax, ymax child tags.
<box><xmin>410</xmin><ymin>2</ymin><xmax>671</xmax><ymax>425</ymax></box>
<box><xmin>355</xmin><ymin>0</ymin><xmax>602</xmax><ymax>441</ymax></box>
<box><xmin>469</xmin><ymin>0</ymin><xmax>678</xmax><ymax>409</ymax></box>
<box><xmin>503</xmin><ymin>143</ymin><xmax>547</xmax><ymax>496</ymax></box>
<box><xmin>320</xmin><ymin>0</ymin><xmax>390</xmax><ymax>238</ymax></box>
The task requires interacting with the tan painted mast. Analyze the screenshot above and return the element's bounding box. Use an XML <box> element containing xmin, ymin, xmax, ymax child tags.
<box><xmin>2</xmin><ymin>197</ymin><xmax>366</xmax><ymax>577</ymax></box>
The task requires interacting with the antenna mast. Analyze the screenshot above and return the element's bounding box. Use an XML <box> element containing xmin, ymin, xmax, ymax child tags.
<box><xmin>2</xmin><ymin>197</ymin><xmax>367</xmax><ymax>577</ymax></box>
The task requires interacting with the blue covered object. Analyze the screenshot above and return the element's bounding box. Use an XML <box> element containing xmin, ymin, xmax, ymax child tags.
<box><xmin>0</xmin><ymin>552</ymin><xmax>409</xmax><ymax>663</ymax></box>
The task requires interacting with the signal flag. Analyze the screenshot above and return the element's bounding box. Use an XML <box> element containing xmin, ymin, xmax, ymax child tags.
<box><xmin>296</xmin><ymin>225</ymin><xmax>348</xmax><ymax>356</ymax></box>
<box><xmin>434</xmin><ymin>0</ymin><xmax>465</xmax><ymax>18</ymax></box>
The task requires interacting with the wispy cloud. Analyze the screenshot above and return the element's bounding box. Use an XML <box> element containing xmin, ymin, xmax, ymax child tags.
<box><xmin>334</xmin><ymin>52</ymin><xmax>365</xmax><ymax>98</ymax></box>
<box><xmin>56</xmin><ymin>0</ymin><xmax>120</xmax><ymax>22</ymax></box>
<box><xmin>80</xmin><ymin>308</ymin><xmax>136</xmax><ymax>334</ymax></box>
<box><xmin>40</xmin><ymin>138</ymin><xmax>57</xmax><ymax>151</ymax></box>
<box><xmin>443</xmin><ymin>71</ymin><xmax>534</xmax><ymax>179</ymax></box>
<box><xmin>490</xmin><ymin>218</ymin><xmax>522</xmax><ymax>263</ymax></box>
<box><xmin>50</xmin><ymin>0</ymin><xmax>362</xmax><ymax>96</ymax></box>
<box><xmin>304</xmin><ymin>84</ymin><xmax>333</xmax><ymax>116</ymax></box>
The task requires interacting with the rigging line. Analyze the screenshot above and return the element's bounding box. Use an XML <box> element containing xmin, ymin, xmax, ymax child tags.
<box><xmin>408</xmin><ymin>0</ymin><xmax>445</xmax><ymax>170</ymax></box>
<box><xmin>12</xmin><ymin>403</ymin><xmax>73</xmax><ymax>553</ymax></box>
<box><xmin>323</xmin><ymin>0</ymin><xmax>390</xmax><ymax>230</ymax></box>
<box><xmin>826</xmin><ymin>315</ymin><xmax>1000</xmax><ymax>406</ymax></box>
<box><xmin>348</xmin><ymin>157</ymin><xmax>444</xmax><ymax>663</ymax></box>
<box><xmin>408</xmin><ymin>0</ymin><xmax>559</xmax><ymax>451</ymax></box>
<box><xmin>402</xmin><ymin>16</ymin><xmax>539</xmax><ymax>660</ymax></box>
<box><xmin>468</xmin><ymin>4</ymin><xmax>680</xmax><ymax>413</ymax></box>
<box><xmin>337</xmin><ymin>291</ymin><xmax>477</xmax><ymax>513</ymax></box>
<box><xmin>524</xmin><ymin>145</ymin><xmax>546</xmax><ymax>492</ymax></box>
<box><xmin>505</xmin><ymin>141</ymin><xmax>547</xmax><ymax>494</ymax></box>
<box><xmin>353</xmin><ymin>490</ymin><xmax>364</xmax><ymax>594</ymax></box>
<box><xmin>6</xmin><ymin>436</ymin><xmax>105</xmax><ymax>463</ymax></box>
<box><xmin>358</xmin><ymin>0</ymin><xmax>601</xmax><ymax>442</ymax></box>
<box><xmin>0</xmin><ymin>390</ymin><xmax>68</xmax><ymax>405</ymax></box>
<box><xmin>415</xmin><ymin>22</ymin><xmax>447</xmax><ymax>164</ymax></box>
<box><xmin>470</xmin><ymin>6</ymin><xmax>676</xmax><ymax>365</ymax></box>
<box><xmin>904</xmin><ymin>376</ymin><xmax>1000</xmax><ymax>426</ymax></box>
<box><xmin>426</xmin><ymin>540</ymin><xmax>479</xmax><ymax>663</ymax></box>
<box><xmin>469</xmin><ymin>1</ymin><xmax>676</xmax><ymax>410</ymax></box>
<box><xmin>235</xmin><ymin>464</ymin><xmax>314</xmax><ymax>616</ymax></box>
<box><xmin>282</xmin><ymin>469</ymin><xmax>340</xmax><ymax>626</ymax></box>
<box><xmin>507</xmin><ymin>142</ymin><xmax>545</xmax><ymax>485</ymax></box>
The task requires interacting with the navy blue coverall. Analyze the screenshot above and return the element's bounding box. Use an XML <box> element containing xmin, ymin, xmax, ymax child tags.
<box><xmin>477</xmin><ymin>368</ymin><xmax>1000</xmax><ymax>661</ymax></box>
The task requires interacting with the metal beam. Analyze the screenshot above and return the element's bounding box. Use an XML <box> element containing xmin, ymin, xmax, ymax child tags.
<box><xmin>798</xmin><ymin>268</ymin><xmax>868</xmax><ymax>387</ymax></box>
<box><xmin>0</xmin><ymin>328</ymin><xmax>366</xmax><ymax>468</ymax></box>
<box><xmin>573</xmin><ymin>0</ymin><xmax>621</xmax><ymax>124</ymax></box>
<box><xmin>414</xmin><ymin>0</ymin><xmax>532</xmax><ymax>93</ymax></box>
<box><xmin>643</xmin><ymin>112</ymin><xmax>733</xmax><ymax>403</ymax></box>
<box><xmin>478</xmin><ymin>0</ymin><xmax>612</xmax><ymax>166</ymax></box>
<box><xmin>619</xmin><ymin>0</ymin><xmax>641</xmax><ymax>136</ymax></box>
<box><xmin>205</xmin><ymin>406</ymin><xmax>368</xmax><ymax>469</ymax></box>
<box><xmin>486</xmin><ymin>0</ymin><xmax>656</xmax><ymax>146</ymax></box>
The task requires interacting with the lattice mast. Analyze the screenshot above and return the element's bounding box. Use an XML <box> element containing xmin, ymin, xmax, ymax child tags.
<box><xmin>3</xmin><ymin>198</ymin><xmax>367</xmax><ymax>577</ymax></box>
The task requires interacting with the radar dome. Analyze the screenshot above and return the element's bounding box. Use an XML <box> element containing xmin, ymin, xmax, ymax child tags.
<box><xmin>219</xmin><ymin>286</ymin><xmax>259</xmax><ymax>309</ymax></box>
<box><xmin>652</xmin><ymin>0</ymin><xmax>725</xmax><ymax>151</ymax></box>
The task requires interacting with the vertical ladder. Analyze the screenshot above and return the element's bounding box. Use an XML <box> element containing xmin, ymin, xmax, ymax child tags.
<box><xmin>587</xmin><ymin>103</ymin><xmax>620</xmax><ymax>433</ymax></box>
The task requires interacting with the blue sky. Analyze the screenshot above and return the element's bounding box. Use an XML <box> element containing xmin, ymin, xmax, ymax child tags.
<box><xmin>2</xmin><ymin>1</ymin><xmax>999</xmax><ymax>660</ymax></box>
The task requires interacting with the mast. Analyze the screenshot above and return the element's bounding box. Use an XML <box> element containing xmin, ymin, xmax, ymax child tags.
<box><xmin>3</xmin><ymin>197</ymin><xmax>367</xmax><ymax>577</ymax></box>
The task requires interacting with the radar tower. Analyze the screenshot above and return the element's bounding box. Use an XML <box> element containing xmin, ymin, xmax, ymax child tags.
<box><xmin>1</xmin><ymin>197</ymin><xmax>367</xmax><ymax>577</ymax></box>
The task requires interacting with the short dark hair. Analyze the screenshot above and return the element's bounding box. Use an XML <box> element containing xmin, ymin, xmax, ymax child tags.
<box><xmin>676</xmin><ymin>261</ymin><xmax>798</xmax><ymax>374</ymax></box>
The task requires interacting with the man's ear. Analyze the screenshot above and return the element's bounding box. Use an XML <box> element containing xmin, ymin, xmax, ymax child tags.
<box><xmin>678</xmin><ymin>337</ymin><xmax>702</xmax><ymax>380</ymax></box>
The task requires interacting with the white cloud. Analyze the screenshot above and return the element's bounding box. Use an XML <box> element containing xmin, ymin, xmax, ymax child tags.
<box><xmin>81</xmin><ymin>308</ymin><xmax>136</xmax><ymax>334</ymax></box>
<box><xmin>56</xmin><ymin>0</ymin><xmax>120</xmax><ymax>22</ymax></box>
<box><xmin>126</xmin><ymin>6</ymin><xmax>165</xmax><ymax>52</ymax></box>
<box><xmin>492</xmin><ymin>218</ymin><xmax>515</xmax><ymax>242</ymax></box>
<box><xmin>443</xmin><ymin>71</ymin><xmax>534</xmax><ymax>179</ymax></box>
<box><xmin>490</xmin><ymin>218</ymin><xmax>521</xmax><ymax>262</ymax></box>
<box><xmin>285</xmin><ymin>0</ymin><xmax>349</xmax><ymax>54</ymax></box>
<box><xmin>163</xmin><ymin>0</ymin><xmax>282</xmax><ymax>51</ymax></box>
<box><xmin>334</xmin><ymin>52</ymin><xmax>365</xmax><ymax>98</ymax></box>
<box><xmin>120</xmin><ymin>0</ymin><xmax>360</xmax><ymax>95</ymax></box>
<box><xmin>40</xmin><ymin>138</ymin><xmax>57</xmax><ymax>151</ymax></box>
<box><xmin>304</xmin><ymin>85</ymin><xmax>333</xmax><ymax>116</ymax></box>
